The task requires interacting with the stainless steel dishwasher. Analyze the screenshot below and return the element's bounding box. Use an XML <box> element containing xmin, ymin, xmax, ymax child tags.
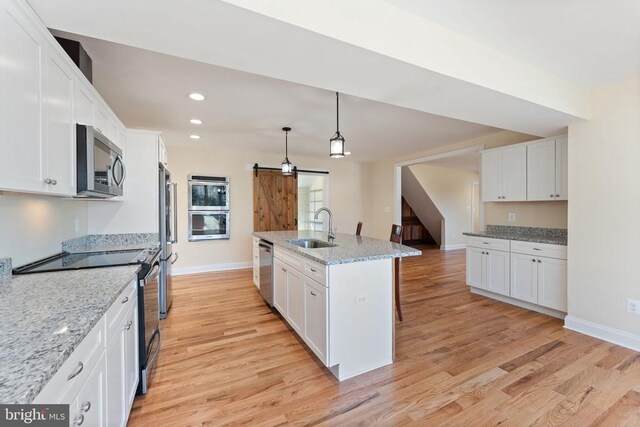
<box><xmin>258</xmin><ymin>239</ymin><xmax>274</xmax><ymax>306</ymax></box>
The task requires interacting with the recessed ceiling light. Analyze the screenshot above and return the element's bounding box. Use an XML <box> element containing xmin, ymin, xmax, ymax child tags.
<box><xmin>190</xmin><ymin>135</ymin><xmax>201</xmax><ymax>140</ymax></box>
<box><xmin>344</xmin><ymin>151</ymin><xmax>352</xmax><ymax>156</ymax></box>
<box><xmin>188</xmin><ymin>93</ymin><xmax>205</xmax><ymax>101</ymax></box>
<box><xmin>190</xmin><ymin>119</ymin><xmax>203</xmax><ymax>125</ymax></box>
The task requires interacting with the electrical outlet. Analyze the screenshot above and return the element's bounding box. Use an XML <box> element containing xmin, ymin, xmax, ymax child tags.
<box><xmin>508</xmin><ymin>213</ymin><xmax>516</xmax><ymax>223</ymax></box>
<box><xmin>355</xmin><ymin>293</ymin><xmax>369</xmax><ymax>305</ymax></box>
<box><xmin>628</xmin><ymin>299</ymin><xmax>640</xmax><ymax>315</ymax></box>
<box><xmin>384</xmin><ymin>206</ymin><xmax>391</xmax><ymax>213</ymax></box>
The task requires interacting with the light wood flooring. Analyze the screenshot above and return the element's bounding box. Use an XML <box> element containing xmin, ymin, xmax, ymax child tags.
<box><xmin>128</xmin><ymin>246</ymin><xmax>640</xmax><ymax>426</ymax></box>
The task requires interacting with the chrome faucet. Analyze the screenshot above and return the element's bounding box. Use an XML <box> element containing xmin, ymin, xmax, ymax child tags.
<box><xmin>314</xmin><ymin>207</ymin><xmax>335</xmax><ymax>241</ymax></box>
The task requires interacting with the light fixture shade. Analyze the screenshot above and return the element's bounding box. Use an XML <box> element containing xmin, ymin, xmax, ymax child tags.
<box><xmin>330</xmin><ymin>132</ymin><xmax>345</xmax><ymax>158</ymax></box>
<box><xmin>282</xmin><ymin>158</ymin><xmax>293</xmax><ymax>175</ymax></box>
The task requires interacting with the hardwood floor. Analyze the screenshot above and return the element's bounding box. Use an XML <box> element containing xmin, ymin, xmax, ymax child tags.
<box><xmin>128</xmin><ymin>247</ymin><xmax>640</xmax><ymax>426</ymax></box>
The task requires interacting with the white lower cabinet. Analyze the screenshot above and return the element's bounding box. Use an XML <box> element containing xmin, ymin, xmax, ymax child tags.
<box><xmin>34</xmin><ymin>280</ymin><xmax>138</xmax><ymax>426</ymax></box>
<box><xmin>467</xmin><ymin>237</ymin><xmax>567</xmax><ymax>314</ymax></box>
<box><xmin>274</xmin><ymin>259</ymin><xmax>287</xmax><ymax>314</ymax></box>
<box><xmin>252</xmin><ymin>237</ymin><xmax>260</xmax><ymax>289</ymax></box>
<box><xmin>285</xmin><ymin>267</ymin><xmax>305</xmax><ymax>335</ymax></box>
<box><xmin>303</xmin><ymin>278</ymin><xmax>327</xmax><ymax>364</ymax></box>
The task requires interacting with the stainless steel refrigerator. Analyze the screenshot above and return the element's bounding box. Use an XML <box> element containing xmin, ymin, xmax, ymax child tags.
<box><xmin>159</xmin><ymin>165</ymin><xmax>177</xmax><ymax>319</ymax></box>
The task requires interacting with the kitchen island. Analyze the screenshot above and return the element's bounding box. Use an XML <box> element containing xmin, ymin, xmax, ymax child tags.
<box><xmin>252</xmin><ymin>231</ymin><xmax>421</xmax><ymax>381</ymax></box>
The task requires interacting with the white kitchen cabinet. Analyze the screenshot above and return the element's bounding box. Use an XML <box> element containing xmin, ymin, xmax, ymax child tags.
<box><xmin>466</xmin><ymin>247</ymin><xmax>484</xmax><ymax>288</ymax></box>
<box><xmin>159</xmin><ymin>134</ymin><xmax>168</xmax><ymax>166</ymax></box>
<box><xmin>44</xmin><ymin>45</ymin><xmax>76</xmax><ymax>196</ymax></box>
<box><xmin>285</xmin><ymin>267</ymin><xmax>305</xmax><ymax>336</ymax></box>
<box><xmin>274</xmin><ymin>259</ymin><xmax>287</xmax><ymax>314</ymax></box>
<box><xmin>70</xmin><ymin>353</ymin><xmax>106</xmax><ymax>427</ymax></box>
<box><xmin>95</xmin><ymin>102</ymin><xmax>110</xmax><ymax>139</ymax></box>
<box><xmin>481</xmin><ymin>145</ymin><xmax>526</xmax><ymax>202</ymax></box>
<box><xmin>252</xmin><ymin>237</ymin><xmax>260</xmax><ymax>288</ymax></box>
<box><xmin>537</xmin><ymin>257</ymin><xmax>567</xmax><ymax>311</ymax></box>
<box><xmin>527</xmin><ymin>136</ymin><xmax>569</xmax><ymax>201</ymax></box>
<box><xmin>303</xmin><ymin>278</ymin><xmax>327</xmax><ymax>364</ymax></box>
<box><xmin>76</xmin><ymin>80</ymin><xmax>95</xmax><ymax>126</ymax></box>
<box><xmin>0</xmin><ymin>1</ymin><xmax>47</xmax><ymax>194</ymax></box>
<box><xmin>510</xmin><ymin>252</ymin><xmax>538</xmax><ymax>303</ymax></box>
<box><xmin>486</xmin><ymin>250</ymin><xmax>510</xmax><ymax>296</ymax></box>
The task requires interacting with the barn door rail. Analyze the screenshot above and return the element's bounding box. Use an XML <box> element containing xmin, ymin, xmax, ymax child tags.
<box><xmin>253</xmin><ymin>163</ymin><xmax>329</xmax><ymax>178</ymax></box>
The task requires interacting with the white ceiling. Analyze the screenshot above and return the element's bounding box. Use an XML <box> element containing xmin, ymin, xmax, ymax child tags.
<box><xmin>386</xmin><ymin>0</ymin><xmax>640</xmax><ymax>87</ymax></box>
<box><xmin>422</xmin><ymin>151</ymin><xmax>480</xmax><ymax>173</ymax></box>
<box><xmin>53</xmin><ymin>31</ymin><xmax>505</xmax><ymax>162</ymax></box>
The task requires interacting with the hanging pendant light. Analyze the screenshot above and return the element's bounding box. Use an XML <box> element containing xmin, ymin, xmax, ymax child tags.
<box><xmin>330</xmin><ymin>92</ymin><xmax>345</xmax><ymax>158</ymax></box>
<box><xmin>281</xmin><ymin>126</ymin><xmax>294</xmax><ymax>175</ymax></box>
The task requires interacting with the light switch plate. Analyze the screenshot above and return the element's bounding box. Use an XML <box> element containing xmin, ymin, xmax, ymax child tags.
<box><xmin>508</xmin><ymin>213</ymin><xmax>516</xmax><ymax>223</ymax></box>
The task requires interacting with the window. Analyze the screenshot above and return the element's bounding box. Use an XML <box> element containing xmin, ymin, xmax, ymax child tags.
<box><xmin>298</xmin><ymin>174</ymin><xmax>328</xmax><ymax>231</ymax></box>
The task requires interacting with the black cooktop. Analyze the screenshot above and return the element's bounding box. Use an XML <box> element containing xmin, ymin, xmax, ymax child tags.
<box><xmin>13</xmin><ymin>248</ymin><xmax>160</xmax><ymax>275</ymax></box>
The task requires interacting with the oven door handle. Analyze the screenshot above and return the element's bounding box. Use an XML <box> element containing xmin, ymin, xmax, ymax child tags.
<box><xmin>141</xmin><ymin>264</ymin><xmax>160</xmax><ymax>287</ymax></box>
<box><xmin>146</xmin><ymin>328</ymin><xmax>161</xmax><ymax>368</ymax></box>
<box><xmin>111</xmin><ymin>155</ymin><xmax>126</xmax><ymax>188</ymax></box>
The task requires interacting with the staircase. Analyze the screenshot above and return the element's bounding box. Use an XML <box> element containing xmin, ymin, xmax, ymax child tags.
<box><xmin>401</xmin><ymin>166</ymin><xmax>444</xmax><ymax>246</ymax></box>
<box><xmin>401</xmin><ymin>198</ymin><xmax>437</xmax><ymax>246</ymax></box>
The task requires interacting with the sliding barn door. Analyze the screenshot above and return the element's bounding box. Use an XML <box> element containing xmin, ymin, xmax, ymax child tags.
<box><xmin>253</xmin><ymin>170</ymin><xmax>298</xmax><ymax>231</ymax></box>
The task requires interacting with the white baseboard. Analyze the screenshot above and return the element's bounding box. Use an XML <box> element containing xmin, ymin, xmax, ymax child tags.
<box><xmin>564</xmin><ymin>316</ymin><xmax>640</xmax><ymax>352</ymax></box>
<box><xmin>440</xmin><ymin>243</ymin><xmax>466</xmax><ymax>251</ymax></box>
<box><xmin>470</xmin><ymin>287</ymin><xmax>566</xmax><ymax>319</ymax></box>
<box><xmin>171</xmin><ymin>261</ymin><xmax>252</xmax><ymax>276</ymax></box>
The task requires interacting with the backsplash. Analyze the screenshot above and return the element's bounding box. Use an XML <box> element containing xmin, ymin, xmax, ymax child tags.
<box><xmin>486</xmin><ymin>225</ymin><xmax>567</xmax><ymax>239</ymax></box>
<box><xmin>62</xmin><ymin>233</ymin><xmax>159</xmax><ymax>253</ymax></box>
<box><xmin>0</xmin><ymin>258</ymin><xmax>11</xmax><ymax>279</ymax></box>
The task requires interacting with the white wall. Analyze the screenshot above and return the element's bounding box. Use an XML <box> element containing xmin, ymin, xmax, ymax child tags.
<box><xmin>408</xmin><ymin>164</ymin><xmax>479</xmax><ymax>247</ymax></box>
<box><xmin>168</xmin><ymin>144</ymin><xmax>371</xmax><ymax>273</ymax></box>
<box><xmin>0</xmin><ymin>193</ymin><xmax>88</xmax><ymax>266</ymax></box>
<box><xmin>566</xmin><ymin>76</ymin><xmax>640</xmax><ymax>344</ymax></box>
<box><xmin>485</xmin><ymin>201</ymin><xmax>567</xmax><ymax>228</ymax></box>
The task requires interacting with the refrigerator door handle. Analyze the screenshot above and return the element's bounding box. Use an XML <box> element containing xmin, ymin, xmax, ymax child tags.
<box><xmin>170</xmin><ymin>182</ymin><xmax>178</xmax><ymax>243</ymax></box>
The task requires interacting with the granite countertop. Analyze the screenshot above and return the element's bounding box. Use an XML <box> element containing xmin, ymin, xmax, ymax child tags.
<box><xmin>0</xmin><ymin>266</ymin><xmax>140</xmax><ymax>404</ymax></box>
<box><xmin>62</xmin><ymin>233</ymin><xmax>159</xmax><ymax>254</ymax></box>
<box><xmin>464</xmin><ymin>225</ymin><xmax>567</xmax><ymax>246</ymax></box>
<box><xmin>253</xmin><ymin>231</ymin><xmax>421</xmax><ymax>265</ymax></box>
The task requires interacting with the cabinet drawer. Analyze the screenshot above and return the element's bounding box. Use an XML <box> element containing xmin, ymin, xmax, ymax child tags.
<box><xmin>274</xmin><ymin>247</ymin><xmax>304</xmax><ymax>271</ymax></box>
<box><xmin>467</xmin><ymin>236</ymin><xmax>510</xmax><ymax>251</ymax></box>
<box><xmin>105</xmin><ymin>280</ymin><xmax>137</xmax><ymax>342</ymax></box>
<box><xmin>511</xmin><ymin>240</ymin><xmax>567</xmax><ymax>260</ymax></box>
<box><xmin>303</xmin><ymin>259</ymin><xmax>327</xmax><ymax>285</ymax></box>
<box><xmin>34</xmin><ymin>317</ymin><xmax>105</xmax><ymax>404</ymax></box>
<box><xmin>253</xmin><ymin>247</ymin><xmax>259</xmax><ymax>263</ymax></box>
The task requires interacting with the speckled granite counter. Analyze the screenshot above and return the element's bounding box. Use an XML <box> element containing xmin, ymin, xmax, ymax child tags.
<box><xmin>0</xmin><ymin>266</ymin><xmax>140</xmax><ymax>404</ymax></box>
<box><xmin>62</xmin><ymin>233</ymin><xmax>159</xmax><ymax>253</ymax></box>
<box><xmin>464</xmin><ymin>225</ymin><xmax>567</xmax><ymax>246</ymax></box>
<box><xmin>253</xmin><ymin>231</ymin><xmax>421</xmax><ymax>265</ymax></box>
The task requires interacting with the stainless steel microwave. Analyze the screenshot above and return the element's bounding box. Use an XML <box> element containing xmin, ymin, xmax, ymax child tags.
<box><xmin>76</xmin><ymin>124</ymin><xmax>125</xmax><ymax>198</ymax></box>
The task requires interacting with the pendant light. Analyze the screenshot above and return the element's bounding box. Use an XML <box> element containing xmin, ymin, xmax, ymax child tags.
<box><xmin>330</xmin><ymin>92</ymin><xmax>345</xmax><ymax>158</ymax></box>
<box><xmin>281</xmin><ymin>126</ymin><xmax>294</xmax><ymax>175</ymax></box>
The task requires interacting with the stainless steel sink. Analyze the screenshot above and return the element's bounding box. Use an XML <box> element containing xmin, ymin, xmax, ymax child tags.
<box><xmin>287</xmin><ymin>239</ymin><xmax>337</xmax><ymax>249</ymax></box>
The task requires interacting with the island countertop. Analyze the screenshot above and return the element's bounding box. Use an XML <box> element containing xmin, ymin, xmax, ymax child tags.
<box><xmin>0</xmin><ymin>266</ymin><xmax>140</xmax><ymax>404</ymax></box>
<box><xmin>252</xmin><ymin>231</ymin><xmax>421</xmax><ymax>265</ymax></box>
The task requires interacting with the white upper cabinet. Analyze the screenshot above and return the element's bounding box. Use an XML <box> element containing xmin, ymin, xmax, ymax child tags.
<box><xmin>76</xmin><ymin>79</ymin><xmax>96</xmax><ymax>127</ymax></box>
<box><xmin>0</xmin><ymin>2</ymin><xmax>47</xmax><ymax>194</ymax></box>
<box><xmin>158</xmin><ymin>135</ymin><xmax>168</xmax><ymax>166</ymax></box>
<box><xmin>44</xmin><ymin>46</ymin><xmax>76</xmax><ymax>196</ymax></box>
<box><xmin>481</xmin><ymin>145</ymin><xmax>526</xmax><ymax>202</ymax></box>
<box><xmin>527</xmin><ymin>136</ymin><xmax>568</xmax><ymax>201</ymax></box>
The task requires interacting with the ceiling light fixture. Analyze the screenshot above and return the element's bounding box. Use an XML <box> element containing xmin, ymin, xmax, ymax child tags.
<box><xmin>281</xmin><ymin>127</ymin><xmax>294</xmax><ymax>176</ymax></box>
<box><xmin>190</xmin><ymin>119</ymin><xmax>202</xmax><ymax>125</ymax></box>
<box><xmin>190</xmin><ymin>134</ymin><xmax>201</xmax><ymax>140</ymax></box>
<box><xmin>188</xmin><ymin>93</ymin><xmax>205</xmax><ymax>101</ymax></box>
<box><xmin>330</xmin><ymin>92</ymin><xmax>345</xmax><ymax>158</ymax></box>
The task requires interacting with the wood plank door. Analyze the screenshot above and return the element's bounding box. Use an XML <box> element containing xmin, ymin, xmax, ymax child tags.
<box><xmin>253</xmin><ymin>170</ymin><xmax>298</xmax><ymax>231</ymax></box>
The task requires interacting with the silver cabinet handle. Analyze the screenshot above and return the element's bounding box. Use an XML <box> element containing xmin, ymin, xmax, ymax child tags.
<box><xmin>550</xmin><ymin>194</ymin><xmax>554</xmax><ymax>198</ymax></box>
<box><xmin>44</xmin><ymin>178</ymin><xmax>52</xmax><ymax>184</ymax></box>
<box><xmin>81</xmin><ymin>401</ymin><xmax>91</xmax><ymax>413</ymax></box>
<box><xmin>73</xmin><ymin>414</ymin><xmax>84</xmax><ymax>426</ymax></box>
<box><xmin>532</xmin><ymin>259</ymin><xmax>536</xmax><ymax>262</ymax></box>
<box><xmin>538</xmin><ymin>260</ymin><xmax>542</xmax><ymax>263</ymax></box>
<box><xmin>310</xmin><ymin>291</ymin><xmax>317</xmax><ymax>296</ymax></box>
<box><xmin>124</xmin><ymin>320</ymin><xmax>133</xmax><ymax>330</ymax></box>
<box><xmin>121</xmin><ymin>296</ymin><xmax>129</xmax><ymax>304</ymax></box>
<box><xmin>67</xmin><ymin>362</ymin><xmax>83</xmax><ymax>381</ymax></box>
<box><xmin>533</xmin><ymin>248</ymin><xmax>542</xmax><ymax>251</ymax></box>
<box><xmin>310</xmin><ymin>268</ymin><xmax>317</xmax><ymax>272</ymax></box>
<box><xmin>555</xmin><ymin>194</ymin><xmax>560</xmax><ymax>197</ymax></box>
<box><xmin>482</xmin><ymin>242</ymin><xmax>490</xmax><ymax>245</ymax></box>
<box><xmin>51</xmin><ymin>179</ymin><xmax>57</xmax><ymax>185</ymax></box>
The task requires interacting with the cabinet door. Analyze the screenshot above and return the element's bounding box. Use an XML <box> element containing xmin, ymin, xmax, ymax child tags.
<box><xmin>95</xmin><ymin>102</ymin><xmax>110</xmax><ymax>137</ymax></box>
<box><xmin>73</xmin><ymin>353</ymin><xmax>106</xmax><ymax>427</ymax></box>
<box><xmin>555</xmin><ymin>136</ymin><xmax>568</xmax><ymax>200</ymax></box>
<box><xmin>466</xmin><ymin>247</ymin><xmax>484</xmax><ymax>288</ymax></box>
<box><xmin>44</xmin><ymin>48</ymin><xmax>76</xmax><ymax>196</ymax></box>
<box><xmin>123</xmin><ymin>302</ymin><xmax>139</xmax><ymax>413</ymax></box>
<box><xmin>485</xmin><ymin>250</ymin><xmax>510</xmax><ymax>296</ymax></box>
<box><xmin>273</xmin><ymin>259</ymin><xmax>287</xmax><ymax>315</ymax></box>
<box><xmin>105</xmin><ymin>325</ymin><xmax>125</xmax><ymax>427</ymax></box>
<box><xmin>527</xmin><ymin>139</ymin><xmax>556</xmax><ymax>201</ymax></box>
<box><xmin>286</xmin><ymin>267</ymin><xmax>305</xmax><ymax>335</ymax></box>
<box><xmin>481</xmin><ymin>150</ymin><xmax>502</xmax><ymax>202</ymax></box>
<box><xmin>501</xmin><ymin>146</ymin><xmax>527</xmax><ymax>201</ymax></box>
<box><xmin>76</xmin><ymin>80</ymin><xmax>95</xmax><ymax>126</ymax></box>
<box><xmin>0</xmin><ymin>3</ymin><xmax>47</xmax><ymax>193</ymax></box>
<box><xmin>537</xmin><ymin>257</ymin><xmax>567</xmax><ymax>311</ymax></box>
<box><xmin>158</xmin><ymin>135</ymin><xmax>168</xmax><ymax>166</ymax></box>
<box><xmin>304</xmin><ymin>279</ymin><xmax>327</xmax><ymax>364</ymax></box>
<box><xmin>510</xmin><ymin>253</ymin><xmax>538</xmax><ymax>303</ymax></box>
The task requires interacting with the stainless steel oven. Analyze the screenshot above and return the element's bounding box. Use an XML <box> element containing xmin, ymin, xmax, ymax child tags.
<box><xmin>188</xmin><ymin>210</ymin><xmax>230</xmax><ymax>241</ymax></box>
<box><xmin>188</xmin><ymin>175</ymin><xmax>229</xmax><ymax>210</ymax></box>
<box><xmin>138</xmin><ymin>259</ymin><xmax>161</xmax><ymax>395</ymax></box>
<box><xmin>76</xmin><ymin>124</ymin><xmax>125</xmax><ymax>198</ymax></box>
